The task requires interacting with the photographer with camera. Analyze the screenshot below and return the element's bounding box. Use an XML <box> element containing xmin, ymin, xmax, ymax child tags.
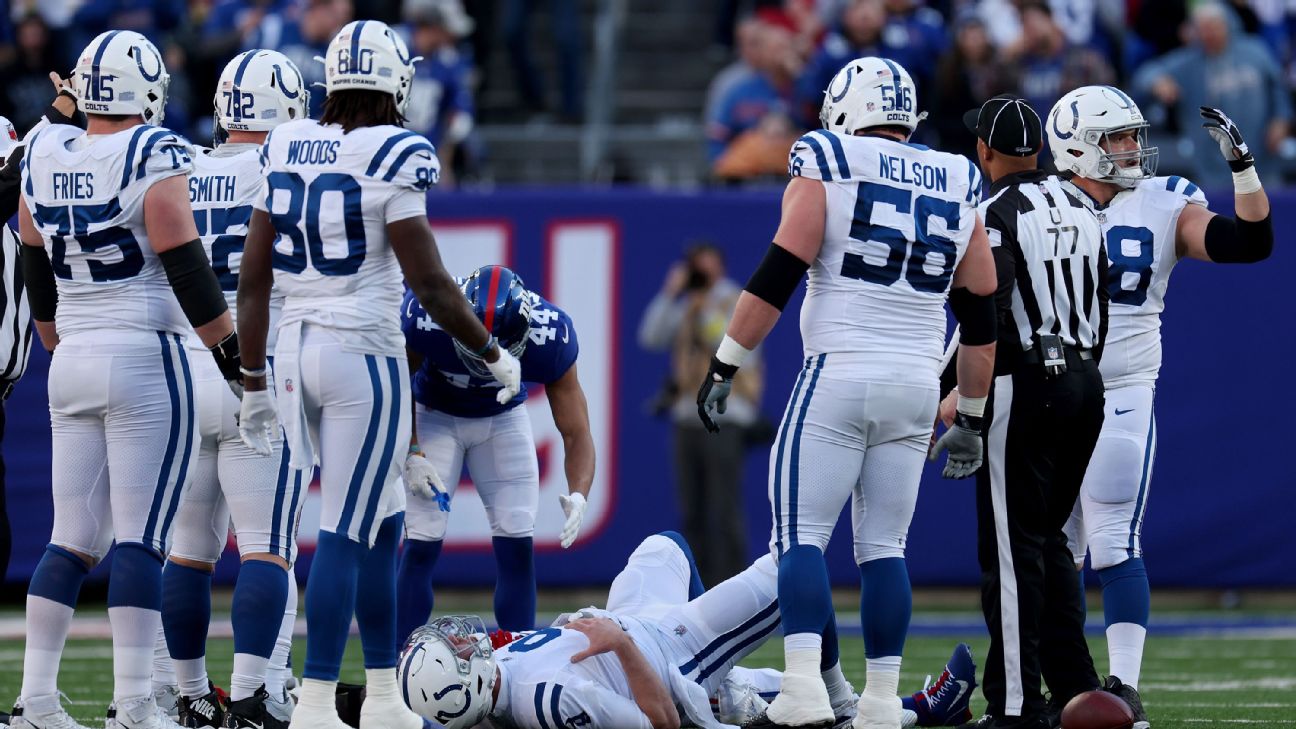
<box><xmin>638</xmin><ymin>243</ymin><xmax>763</xmax><ymax>587</ymax></box>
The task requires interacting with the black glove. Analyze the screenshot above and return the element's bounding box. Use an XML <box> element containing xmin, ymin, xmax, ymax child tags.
<box><xmin>1200</xmin><ymin>106</ymin><xmax>1255</xmax><ymax>172</ymax></box>
<box><xmin>210</xmin><ymin>332</ymin><xmax>244</xmax><ymax>398</ymax></box>
<box><xmin>927</xmin><ymin>412</ymin><xmax>985</xmax><ymax>479</ymax></box>
<box><xmin>696</xmin><ymin>356</ymin><xmax>738</xmax><ymax>433</ymax></box>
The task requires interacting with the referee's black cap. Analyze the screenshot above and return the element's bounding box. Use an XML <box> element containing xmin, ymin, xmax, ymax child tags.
<box><xmin>963</xmin><ymin>95</ymin><xmax>1043</xmax><ymax>157</ymax></box>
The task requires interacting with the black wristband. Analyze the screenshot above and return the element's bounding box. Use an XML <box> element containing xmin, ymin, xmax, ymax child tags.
<box><xmin>709</xmin><ymin>356</ymin><xmax>739</xmax><ymax>380</ymax></box>
<box><xmin>1228</xmin><ymin>155</ymin><xmax>1255</xmax><ymax>173</ymax></box>
<box><xmin>209</xmin><ymin>332</ymin><xmax>242</xmax><ymax>382</ymax></box>
<box><xmin>953</xmin><ymin>411</ymin><xmax>984</xmax><ymax>433</ymax></box>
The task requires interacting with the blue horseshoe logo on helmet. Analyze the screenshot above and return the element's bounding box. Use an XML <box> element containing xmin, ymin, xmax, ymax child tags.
<box><xmin>132</xmin><ymin>44</ymin><xmax>162</xmax><ymax>83</ymax></box>
<box><xmin>433</xmin><ymin>685</ymin><xmax>470</xmax><ymax>720</ymax></box>
<box><xmin>828</xmin><ymin>66</ymin><xmax>854</xmax><ymax>103</ymax></box>
<box><xmin>272</xmin><ymin>64</ymin><xmax>301</xmax><ymax>100</ymax></box>
<box><xmin>1051</xmin><ymin>99</ymin><xmax>1079</xmax><ymax>140</ymax></box>
<box><xmin>389</xmin><ymin>27</ymin><xmax>414</xmax><ymax>66</ymax></box>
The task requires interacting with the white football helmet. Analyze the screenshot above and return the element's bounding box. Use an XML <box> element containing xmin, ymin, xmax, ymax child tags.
<box><xmin>319</xmin><ymin>20</ymin><xmax>422</xmax><ymax>114</ymax></box>
<box><xmin>1047</xmin><ymin>85</ymin><xmax>1158</xmax><ymax>188</ymax></box>
<box><xmin>398</xmin><ymin>616</ymin><xmax>497</xmax><ymax>729</ymax></box>
<box><xmin>71</xmin><ymin>30</ymin><xmax>169</xmax><ymax>124</ymax></box>
<box><xmin>214</xmin><ymin>50</ymin><xmax>309</xmax><ymax>135</ymax></box>
<box><xmin>819</xmin><ymin>56</ymin><xmax>926</xmax><ymax>135</ymax></box>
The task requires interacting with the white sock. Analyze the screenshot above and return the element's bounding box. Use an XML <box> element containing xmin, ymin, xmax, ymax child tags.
<box><xmin>1106</xmin><ymin>622</ymin><xmax>1147</xmax><ymax>689</ymax></box>
<box><xmin>298</xmin><ymin>677</ymin><xmax>338</xmax><ymax>711</ymax></box>
<box><xmin>231</xmin><ymin>653</ymin><xmax>270</xmax><ymax>701</ymax></box>
<box><xmin>864</xmin><ymin>656</ymin><xmax>901</xmax><ymax>700</ymax></box>
<box><xmin>152</xmin><ymin>623</ymin><xmax>176</xmax><ymax>689</ymax></box>
<box><xmin>267</xmin><ymin>576</ymin><xmax>298</xmax><ymax>697</ymax></box>
<box><xmin>822</xmin><ymin>661</ymin><xmax>853</xmax><ymax>707</ymax></box>
<box><xmin>20</xmin><ymin>595</ymin><xmax>76</xmax><ymax>700</ymax></box>
<box><xmin>174</xmin><ymin>657</ymin><xmax>210</xmax><ymax>699</ymax></box>
<box><xmin>110</xmin><ymin>606</ymin><xmax>160</xmax><ymax>703</ymax></box>
<box><xmin>364</xmin><ymin>668</ymin><xmax>399</xmax><ymax>701</ymax></box>
<box><xmin>784</xmin><ymin>634</ymin><xmax>823</xmax><ymax>679</ymax></box>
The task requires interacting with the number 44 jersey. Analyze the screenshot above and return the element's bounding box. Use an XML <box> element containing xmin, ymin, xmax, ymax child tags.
<box><xmin>1061</xmin><ymin>176</ymin><xmax>1207</xmax><ymax>388</ymax></box>
<box><xmin>788</xmin><ymin>130</ymin><xmax>983</xmax><ymax>381</ymax></box>
<box><xmin>257</xmin><ymin>119</ymin><xmax>440</xmax><ymax>357</ymax></box>
<box><xmin>21</xmin><ymin>123</ymin><xmax>196</xmax><ymax>338</ymax></box>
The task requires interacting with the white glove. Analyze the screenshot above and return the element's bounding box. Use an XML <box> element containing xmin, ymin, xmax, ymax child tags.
<box><xmin>558</xmin><ymin>492</ymin><xmax>587</xmax><ymax>549</ymax></box>
<box><xmin>404</xmin><ymin>452</ymin><xmax>450</xmax><ymax>511</ymax></box>
<box><xmin>485</xmin><ymin>347</ymin><xmax>522</xmax><ymax>404</ymax></box>
<box><xmin>238</xmin><ymin>389</ymin><xmax>278</xmax><ymax>457</ymax></box>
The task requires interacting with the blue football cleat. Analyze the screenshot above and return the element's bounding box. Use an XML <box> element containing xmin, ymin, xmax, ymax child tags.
<box><xmin>911</xmin><ymin>643</ymin><xmax>977</xmax><ymax>726</ymax></box>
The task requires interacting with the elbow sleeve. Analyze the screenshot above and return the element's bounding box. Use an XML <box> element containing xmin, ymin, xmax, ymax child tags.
<box><xmin>1205</xmin><ymin>212</ymin><xmax>1273</xmax><ymax>263</ymax></box>
<box><xmin>949</xmin><ymin>288</ymin><xmax>997</xmax><ymax>346</ymax></box>
<box><xmin>744</xmin><ymin>242</ymin><xmax>809</xmax><ymax>311</ymax></box>
<box><xmin>21</xmin><ymin>244</ymin><xmax>58</xmax><ymax>321</ymax></box>
<box><xmin>159</xmin><ymin>239</ymin><xmax>229</xmax><ymax>328</ymax></box>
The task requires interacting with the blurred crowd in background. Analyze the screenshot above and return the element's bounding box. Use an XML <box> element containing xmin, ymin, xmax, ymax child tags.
<box><xmin>1</xmin><ymin>0</ymin><xmax>1294</xmax><ymax>188</ymax></box>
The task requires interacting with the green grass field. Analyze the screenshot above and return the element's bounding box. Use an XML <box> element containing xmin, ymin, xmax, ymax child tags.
<box><xmin>1</xmin><ymin>622</ymin><xmax>1292</xmax><ymax>728</ymax></box>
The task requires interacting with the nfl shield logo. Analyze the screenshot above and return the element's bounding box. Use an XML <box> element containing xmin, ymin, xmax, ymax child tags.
<box><xmin>1047</xmin><ymin>345</ymin><xmax>1060</xmax><ymax>360</ymax></box>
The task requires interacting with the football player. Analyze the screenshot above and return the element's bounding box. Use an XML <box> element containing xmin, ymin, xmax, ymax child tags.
<box><xmin>235</xmin><ymin>19</ymin><xmax>521</xmax><ymax>729</ymax></box>
<box><xmin>1047</xmin><ymin>87</ymin><xmax>1272</xmax><ymax>729</ymax></box>
<box><xmin>396</xmin><ymin>265</ymin><xmax>594</xmax><ymax>639</ymax></box>
<box><xmin>14</xmin><ymin>30</ymin><xmax>243</xmax><ymax>729</ymax></box>
<box><xmin>696</xmin><ymin>57</ymin><xmax>998</xmax><ymax>729</ymax></box>
<box><xmin>396</xmin><ymin>532</ymin><xmax>979</xmax><ymax>729</ymax></box>
<box><xmin>153</xmin><ymin>50</ymin><xmax>311</xmax><ymax>729</ymax></box>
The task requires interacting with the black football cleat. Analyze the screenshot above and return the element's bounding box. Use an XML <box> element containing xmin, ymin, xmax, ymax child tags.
<box><xmin>743</xmin><ymin>709</ymin><xmax>835</xmax><ymax>729</ymax></box>
<box><xmin>177</xmin><ymin>690</ymin><xmax>224</xmax><ymax>728</ymax></box>
<box><xmin>1102</xmin><ymin>676</ymin><xmax>1150</xmax><ymax>729</ymax></box>
<box><xmin>222</xmin><ymin>686</ymin><xmax>286</xmax><ymax>729</ymax></box>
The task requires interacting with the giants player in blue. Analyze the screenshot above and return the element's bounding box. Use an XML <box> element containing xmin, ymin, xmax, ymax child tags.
<box><xmin>396</xmin><ymin>265</ymin><xmax>594</xmax><ymax>640</ymax></box>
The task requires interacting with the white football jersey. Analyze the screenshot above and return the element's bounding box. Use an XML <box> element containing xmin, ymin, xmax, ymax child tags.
<box><xmin>488</xmin><ymin>618</ymin><xmax>671</xmax><ymax>729</ymax></box>
<box><xmin>788</xmin><ymin>130</ymin><xmax>983</xmax><ymax>380</ymax></box>
<box><xmin>21</xmin><ymin>124</ymin><xmax>196</xmax><ymax>339</ymax></box>
<box><xmin>255</xmin><ymin>120</ymin><xmax>439</xmax><ymax>357</ymax></box>
<box><xmin>1062</xmin><ymin>175</ymin><xmax>1208</xmax><ymax>387</ymax></box>
<box><xmin>187</xmin><ymin>143</ymin><xmax>284</xmax><ymax>351</ymax></box>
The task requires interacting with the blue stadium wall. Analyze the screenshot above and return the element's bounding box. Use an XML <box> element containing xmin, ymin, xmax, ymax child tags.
<box><xmin>3</xmin><ymin>187</ymin><xmax>1291</xmax><ymax>590</ymax></box>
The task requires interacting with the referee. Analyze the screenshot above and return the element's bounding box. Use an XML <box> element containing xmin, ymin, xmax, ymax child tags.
<box><xmin>950</xmin><ymin>95</ymin><xmax>1107</xmax><ymax>729</ymax></box>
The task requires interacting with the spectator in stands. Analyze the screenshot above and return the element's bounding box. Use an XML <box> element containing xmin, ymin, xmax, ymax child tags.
<box><xmin>879</xmin><ymin>0</ymin><xmax>948</xmax><ymax>92</ymax></box>
<box><xmin>796</xmin><ymin>0</ymin><xmax>898</xmax><ymax>118</ymax></box>
<box><xmin>1000</xmin><ymin>0</ymin><xmax>1113</xmax><ymax>128</ymax></box>
<box><xmin>1126</xmin><ymin>0</ymin><xmax>1189</xmax><ymax>74</ymax></box>
<box><xmin>705</xmin><ymin>17</ymin><xmax>766</xmax><ymax>127</ymax></box>
<box><xmin>1133</xmin><ymin>2</ymin><xmax>1291</xmax><ymax>187</ymax></box>
<box><xmin>930</xmin><ymin>10</ymin><xmax>1012</xmax><ymax>159</ymax></box>
<box><xmin>706</xmin><ymin>22</ymin><xmax>806</xmax><ymax>179</ymax></box>
<box><xmin>638</xmin><ymin>243</ymin><xmax>763</xmax><ymax>588</ymax></box>
<box><xmin>70</xmin><ymin>0</ymin><xmax>187</xmax><ymax>50</ymax></box>
<box><xmin>504</xmin><ymin>0</ymin><xmax>584</xmax><ymax>122</ymax></box>
<box><xmin>0</xmin><ymin>14</ymin><xmax>58</xmax><ymax>132</ymax></box>
<box><xmin>403</xmin><ymin>0</ymin><xmax>478</xmax><ymax>186</ymax></box>
<box><xmin>248</xmin><ymin>0</ymin><xmax>353</xmax><ymax>118</ymax></box>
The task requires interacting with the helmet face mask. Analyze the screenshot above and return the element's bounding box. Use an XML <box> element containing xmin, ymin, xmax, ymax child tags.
<box><xmin>1048</xmin><ymin>86</ymin><xmax>1158</xmax><ymax>189</ymax></box>
<box><xmin>399</xmin><ymin>615</ymin><xmax>497</xmax><ymax>729</ymax></box>
<box><xmin>452</xmin><ymin>266</ymin><xmax>534</xmax><ymax>379</ymax></box>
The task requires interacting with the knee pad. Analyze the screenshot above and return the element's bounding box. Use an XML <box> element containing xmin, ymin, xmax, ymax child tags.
<box><xmin>404</xmin><ymin>504</ymin><xmax>449</xmax><ymax>541</ymax></box>
<box><xmin>853</xmin><ymin>538</ymin><xmax>907</xmax><ymax>565</ymax></box>
<box><xmin>488</xmin><ymin>507</ymin><xmax>536</xmax><ymax>539</ymax></box>
<box><xmin>1085</xmin><ymin>435</ymin><xmax>1149</xmax><ymax>505</ymax></box>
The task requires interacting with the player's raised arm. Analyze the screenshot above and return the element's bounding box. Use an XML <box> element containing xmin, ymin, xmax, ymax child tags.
<box><xmin>696</xmin><ymin>176</ymin><xmax>825</xmax><ymax>432</ymax></box>
<box><xmin>546</xmin><ymin>363</ymin><xmax>595</xmax><ymax>548</ymax></box>
<box><xmin>1176</xmin><ymin>107</ymin><xmax>1273</xmax><ymax>264</ymax></box>
<box><xmin>389</xmin><ymin>216</ymin><xmax>521</xmax><ymax>403</ymax></box>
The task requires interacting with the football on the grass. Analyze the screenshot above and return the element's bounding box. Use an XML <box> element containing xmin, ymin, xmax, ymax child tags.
<box><xmin>1060</xmin><ymin>690</ymin><xmax>1135</xmax><ymax>729</ymax></box>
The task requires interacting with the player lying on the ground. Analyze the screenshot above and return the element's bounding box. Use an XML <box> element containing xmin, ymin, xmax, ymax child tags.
<box><xmin>397</xmin><ymin>265</ymin><xmax>595</xmax><ymax>639</ymax></box>
<box><xmin>395</xmin><ymin>532</ymin><xmax>977</xmax><ymax>729</ymax></box>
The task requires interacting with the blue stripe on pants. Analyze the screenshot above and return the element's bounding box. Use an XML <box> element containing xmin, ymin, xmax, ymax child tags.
<box><xmin>144</xmin><ymin>333</ymin><xmax>183</xmax><ymax>549</ymax></box>
<box><xmin>678</xmin><ymin>599</ymin><xmax>780</xmax><ymax>677</ymax></box>
<box><xmin>1127</xmin><ymin>409</ymin><xmax>1156</xmax><ymax>555</ymax></box>
<box><xmin>772</xmin><ymin>362</ymin><xmax>812</xmax><ymax>557</ymax></box>
<box><xmin>358</xmin><ymin>357</ymin><xmax>404</xmax><ymax>541</ymax></box>
<box><xmin>337</xmin><ymin>355</ymin><xmax>385</xmax><ymax>538</ymax></box>
<box><xmin>787</xmin><ymin>354</ymin><xmax>826</xmax><ymax>547</ymax></box>
<box><xmin>158</xmin><ymin>336</ymin><xmax>196</xmax><ymax>546</ymax></box>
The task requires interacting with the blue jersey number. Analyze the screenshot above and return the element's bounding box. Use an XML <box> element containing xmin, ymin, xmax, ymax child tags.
<box><xmin>35</xmin><ymin>201</ymin><xmax>144</xmax><ymax>282</ymax></box>
<box><xmin>193</xmin><ymin>205</ymin><xmax>253</xmax><ymax>291</ymax></box>
<box><xmin>1105</xmin><ymin>225</ymin><xmax>1154</xmax><ymax>306</ymax></box>
<box><xmin>840</xmin><ymin>180</ymin><xmax>960</xmax><ymax>294</ymax></box>
<box><xmin>506</xmin><ymin>628</ymin><xmax>561</xmax><ymax>653</ymax></box>
<box><xmin>268</xmin><ymin>172</ymin><xmax>366</xmax><ymax>276</ymax></box>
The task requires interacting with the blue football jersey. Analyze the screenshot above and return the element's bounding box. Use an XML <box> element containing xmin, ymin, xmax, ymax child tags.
<box><xmin>401</xmin><ymin>288</ymin><xmax>579</xmax><ymax>417</ymax></box>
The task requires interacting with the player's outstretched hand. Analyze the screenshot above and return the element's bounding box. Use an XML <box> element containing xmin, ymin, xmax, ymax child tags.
<box><xmin>404</xmin><ymin>452</ymin><xmax>450</xmax><ymax>511</ymax></box>
<box><xmin>1200</xmin><ymin>106</ymin><xmax>1255</xmax><ymax>169</ymax></box>
<box><xmin>485</xmin><ymin>347</ymin><xmax>522</xmax><ymax>404</ymax></box>
<box><xmin>238</xmin><ymin>389</ymin><xmax>278</xmax><ymax>457</ymax></box>
<box><xmin>696</xmin><ymin>356</ymin><xmax>737</xmax><ymax>433</ymax></box>
<box><xmin>558</xmin><ymin>492</ymin><xmax>587</xmax><ymax>549</ymax></box>
<box><xmin>927</xmin><ymin>417</ymin><xmax>984</xmax><ymax>479</ymax></box>
<box><xmin>567</xmin><ymin>617</ymin><xmax>629</xmax><ymax>662</ymax></box>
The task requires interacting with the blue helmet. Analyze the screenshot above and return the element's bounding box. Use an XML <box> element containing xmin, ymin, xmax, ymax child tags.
<box><xmin>453</xmin><ymin>265</ymin><xmax>533</xmax><ymax>378</ymax></box>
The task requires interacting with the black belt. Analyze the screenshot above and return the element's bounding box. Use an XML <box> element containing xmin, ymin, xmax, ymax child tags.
<box><xmin>1019</xmin><ymin>345</ymin><xmax>1093</xmax><ymax>367</ymax></box>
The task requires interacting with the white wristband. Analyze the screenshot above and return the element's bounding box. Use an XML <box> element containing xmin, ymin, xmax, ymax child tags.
<box><xmin>715</xmin><ymin>335</ymin><xmax>752</xmax><ymax>368</ymax></box>
<box><xmin>957</xmin><ymin>395</ymin><xmax>987</xmax><ymax>418</ymax></box>
<box><xmin>1232</xmin><ymin>166</ymin><xmax>1262</xmax><ymax>195</ymax></box>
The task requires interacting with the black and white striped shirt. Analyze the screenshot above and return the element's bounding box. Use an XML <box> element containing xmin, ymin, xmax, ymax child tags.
<box><xmin>0</xmin><ymin>224</ymin><xmax>32</xmax><ymax>387</ymax></box>
<box><xmin>981</xmin><ymin>170</ymin><xmax>1107</xmax><ymax>362</ymax></box>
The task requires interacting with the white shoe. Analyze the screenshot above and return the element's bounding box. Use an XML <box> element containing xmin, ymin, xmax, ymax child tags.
<box><xmin>9</xmin><ymin>695</ymin><xmax>93</xmax><ymax>729</ymax></box>
<box><xmin>764</xmin><ymin>674</ymin><xmax>835</xmax><ymax>726</ymax></box>
<box><xmin>359</xmin><ymin>695</ymin><xmax>435</xmax><ymax>729</ymax></box>
<box><xmin>151</xmin><ymin>686</ymin><xmax>180</xmax><ymax>721</ymax></box>
<box><xmin>286</xmin><ymin>703</ymin><xmax>352</xmax><ymax>729</ymax></box>
<box><xmin>715</xmin><ymin>678</ymin><xmax>770</xmax><ymax>724</ymax></box>
<box><xmin>852</xmin><ymin>694</ymin><xmax>902</xmax><ymax>729</ymax></box>
<box><xmin>106</xmin><ymin>696</ymin><xmax>186</xmax><ymax>729</ymax></box>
